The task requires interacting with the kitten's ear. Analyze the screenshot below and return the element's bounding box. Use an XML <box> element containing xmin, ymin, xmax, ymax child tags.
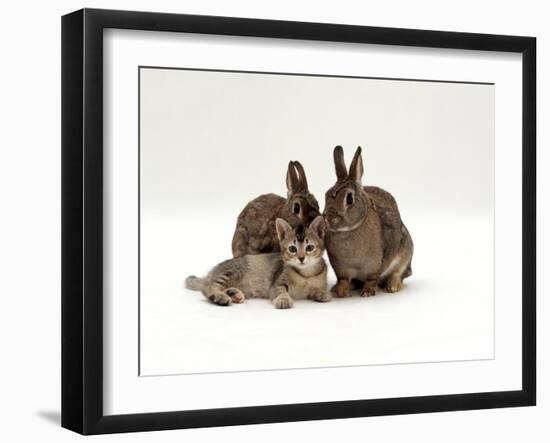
<box><xmin>348</xmin><ymin>146</ymin><xmax>364</xmax><ymax>184</ymax></box>
<box><xmin>293</xmin><ymin>161</ymin><xmax>309</xmax><ymax>191</ymax></box>
<box><xmin>286</xmin><ymin>161</ymin><xmax>301</xmax><ymax>196</ymax></box>
<box><xmin>334</xmin><ymin>145</ymin><xmax>347</xmax><ymax>181</ymax></box>
<box><xmin>309</xmin><ymin>215</ymin><xmax>326</xmax><ymax>239</ymax></box>
<box><xmin>275</xmin><ymin>218</ymin><xmax>293</xmax><ymax>241</ymax></box>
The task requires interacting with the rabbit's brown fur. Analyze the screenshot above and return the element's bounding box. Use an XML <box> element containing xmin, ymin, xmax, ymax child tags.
<box><xmin>324</xmin><ymin>146</ymin><xmax>413</xmax><ymax>297</ymax></box>
<box><xmin>231</xmin><ymin>161</ymin><xmax>320</xmax><ymax>257</ymax></box>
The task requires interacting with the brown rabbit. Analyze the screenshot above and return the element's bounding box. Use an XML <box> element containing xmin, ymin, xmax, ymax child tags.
<box><xmin>231</xmin><ymin>161</ymin><xmax>320</xmax><ymax>257</ymax></box>
<box><xmin>324</xmin><ymin>146</ymin><xmax>413</xmax><ymax>297</ymax></box>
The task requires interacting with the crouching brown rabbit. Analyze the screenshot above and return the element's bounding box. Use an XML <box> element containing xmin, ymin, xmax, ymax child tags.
<box><xmin>231</xmin><ymin>161</ymin><xmax>320</xmax><ymax>257</ymax></box>
<box><xmin>324</xmin><ymin>146</ymin><xmax>413</xmax><ymax>297</ymax></box>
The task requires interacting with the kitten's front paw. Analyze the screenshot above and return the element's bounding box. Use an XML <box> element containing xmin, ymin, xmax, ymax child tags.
<box><xmin>207</xmin><ymin>291</ymin><xmax>232</xmax><ymax>306</ymax></box>
<box><xmin>308</xmin><ymin>288</ymin><xmax>332</xmax><ymax>303</ymax></box>
<box><xmin>273</xmin><ymin>294</ymin><xmax>294</xmax><ymax>309</ymax></box>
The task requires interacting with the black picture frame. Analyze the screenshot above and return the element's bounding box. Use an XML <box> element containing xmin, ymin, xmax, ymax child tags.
<box><xmin>62</xmin><ymin>8</ymin><xmax>536</xmax><ymax>435</ymax></box>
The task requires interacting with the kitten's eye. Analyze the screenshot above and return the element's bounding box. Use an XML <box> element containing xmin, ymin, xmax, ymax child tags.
<box><xmin>346</xmin><ymin>192</ymin><xmax>354</xmax><ymax>205</ymax></box>
<box><xmin>288</xmin><ymin>246</ymin><xmax>298</xmax><ymax>254</ymax></box>
<box><xmin>306</xmin><ymin>244</ymin><xmax>315</xmax><ymax>252</ymax></box>
<box><xmin>293</xmin><ymin>202</ymin><xmax>300</xmax><ymax>214</ymax></box>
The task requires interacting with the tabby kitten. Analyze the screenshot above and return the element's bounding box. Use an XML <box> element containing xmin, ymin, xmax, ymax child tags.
<box><xmin>185</xmin><ymin>216</ymin><xmax>330</xmax><ymax>309</ymax></box>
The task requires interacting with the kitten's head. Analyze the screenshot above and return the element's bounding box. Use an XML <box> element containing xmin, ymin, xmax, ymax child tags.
<box><xmin>275</xmin><ymin>216</ymin><xmax>326</xmax><ymax>270</ymax></box>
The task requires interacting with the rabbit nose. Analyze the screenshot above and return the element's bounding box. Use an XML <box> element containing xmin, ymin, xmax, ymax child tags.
<box><xmin>325</xmin><ymin>211</ymin><xmax>339</xmax><ymax>225</ymax></box>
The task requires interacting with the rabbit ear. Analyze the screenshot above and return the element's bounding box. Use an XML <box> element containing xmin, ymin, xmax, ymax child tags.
<box><xmin>286</xmin><ymin>161</ymin><xmax>302</xmax><ymax>194</ymax></box>
<box><xmin>333</xmin><ymin>145</ymin><xmax>347</xmax><ymax>181</ymax></box>
<box><xmin>292</xmin><ymin>161</ymin><xmax>309</xmax><ymax>191</ymax></box>
<box><xmin>286</xmin><ymin>161</ymin><xmax>301</xmax><ymax>195</ymax></box>
<box><xmin>275</xmin><ymin>218</ymin><xmax>293</xmax><ymax>241</ymax></box>
<box><xmin>309</xmin><ymin>215</ymin><xmax>326</xmax><ymax>239</ymax></box>
<box><xmin>348</xmin><ymin>146</ymin><xmax>364</xmax><ymax>183</ymax></box>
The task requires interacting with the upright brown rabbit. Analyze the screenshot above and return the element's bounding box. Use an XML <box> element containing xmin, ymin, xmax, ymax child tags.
<box><xmin>231</xmin><ymin>161</ymin><xmax>320</xmax><ymax>257</ymax></box>
<box><xmin>324</xmin><ymin>146</ymin><xmax>413</xmax><ymax>297</ymax></box>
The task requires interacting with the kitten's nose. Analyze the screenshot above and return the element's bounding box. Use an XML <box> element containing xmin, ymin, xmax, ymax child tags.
<box><xmin>299</xmin><ymin>257</ymin><xmax>305</xmax><ymax>263</ymax></box>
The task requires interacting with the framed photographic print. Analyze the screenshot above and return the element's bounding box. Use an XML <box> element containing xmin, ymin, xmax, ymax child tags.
<box><xmin>61</xmin><ymin>8</ymin><xmax>536</xmax><ymax>435</ymax></box>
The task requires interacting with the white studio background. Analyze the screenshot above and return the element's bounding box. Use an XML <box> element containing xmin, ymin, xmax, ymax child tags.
<box><xmin>140</xmin><ymin>68</ymin><xmax>494</xmax><ymax>219</ymax></box>
<box><xmin>139</xmin><ymin>67</ymin><xmax>495</xmax><ymax>376</ymax></box>
<box><xmin>0</xmin><ymin>1</ymin><xmax>547</xmax><ymax>443</ymax></box>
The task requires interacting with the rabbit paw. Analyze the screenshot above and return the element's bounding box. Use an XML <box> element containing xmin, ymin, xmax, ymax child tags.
<box><xmin>332</xmin><ymin>280</ymin><xmax>351</xmax><ymax>298</ymax></box>
<box><xmin>308</xmin><ymin>288</ymin><xmax>332</xmax><ymax>303</ymax></box>
<box><xmin>384</xmin><ymin>278</ymin><xmax>403</xmax><ymax>293</ymax></box>
<box><xmin>273</xmin><ymin>294</ymin><xmax>294</xmax><ymax>309</ymax></box>
<box><xmin>225</xmin><ymin>288</ymin><xmax>245</xmax><ymax>303</ymax></box>
<box><xmin>360</xmin><ymin>285</ymin><xmax>377</xmax><ymax>297</ymax></box>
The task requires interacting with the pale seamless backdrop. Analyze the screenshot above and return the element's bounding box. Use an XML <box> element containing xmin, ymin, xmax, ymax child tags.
<box><xmin>140</xmin><ymin>68</ymin><xmax>494</xmax><ymax>219</ymax></box>
<box><xmin>139</xmin><ymin>67</ymin><xmax>494</xmax><ymax>376</ymax></box>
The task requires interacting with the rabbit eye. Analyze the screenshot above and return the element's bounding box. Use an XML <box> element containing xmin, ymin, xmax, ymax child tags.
<box><xmin>346</xmin><ymin>193</ymin><xmax>354</xmax><ymax>205</ymax></box>
<box><xmin>293</xmin><ymin>202</ymin><xmax>300</xmax><ymax>214</ymax></box>
<box><xmin>288</xmin><ymin>246</ymin><xmax>298</xmax><ymax>254</ymax></box>
<box><xmin>306</xmin><ymin>244</ymin><xmax>315</xmax><ymax>252</ymax></box>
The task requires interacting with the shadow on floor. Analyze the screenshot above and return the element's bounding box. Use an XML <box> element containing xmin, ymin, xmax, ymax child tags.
<box><xmin>36</xmin><ymin>410</ymin><xmax>61</xmax><ymax>426</ymax></box>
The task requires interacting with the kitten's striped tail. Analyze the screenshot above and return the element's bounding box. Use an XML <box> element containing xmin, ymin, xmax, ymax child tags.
<box><xmin>185</xmin><ymin>275</ymin><xmax>206</xmax><ymax>291</ymax></box>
